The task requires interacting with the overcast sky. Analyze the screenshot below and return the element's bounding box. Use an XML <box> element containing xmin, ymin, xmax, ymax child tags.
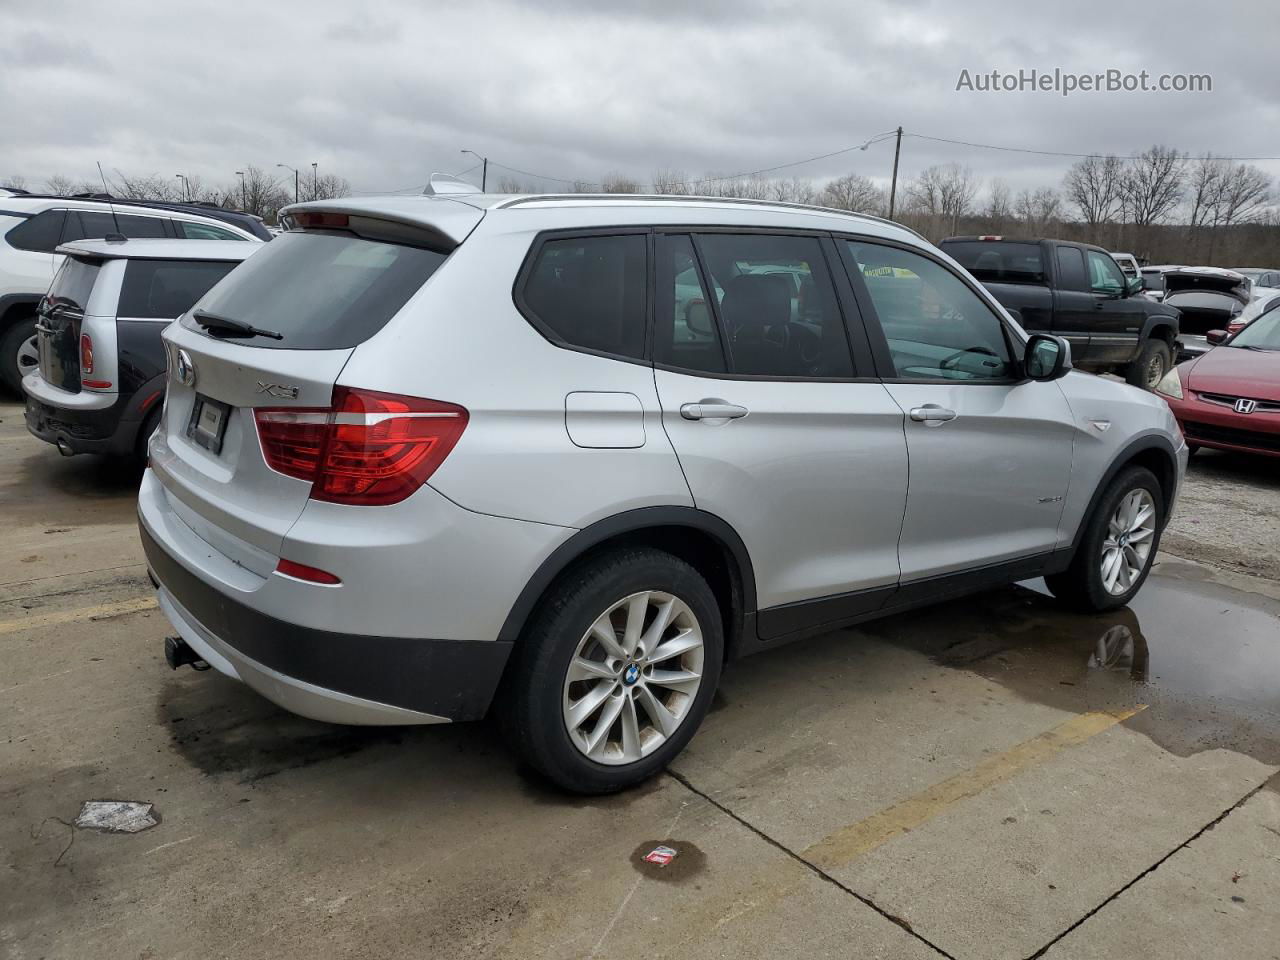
<box><xmin>3</xmin><ymin>0</ymin><xmax>1279</xmax><ymax>201</ymax></box>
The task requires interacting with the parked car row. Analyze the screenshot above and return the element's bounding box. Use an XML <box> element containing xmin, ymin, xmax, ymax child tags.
<box><xmin>0</xmin><ymin>192</ymin><xmax>267</xmax><ymax>392</ymax></box>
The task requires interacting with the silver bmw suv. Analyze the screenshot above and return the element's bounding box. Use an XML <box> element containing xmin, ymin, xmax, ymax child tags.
<box><xmin>139</xmin><ymin>185</ymin><xmax>1187</xmax><ymax>793</ymax></box>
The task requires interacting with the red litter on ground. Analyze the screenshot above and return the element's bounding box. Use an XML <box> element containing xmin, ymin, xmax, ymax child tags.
<box><xmin>643</xmin><ymin>845</ymin><xmax>678</xmax><ymax>867</ymax></box>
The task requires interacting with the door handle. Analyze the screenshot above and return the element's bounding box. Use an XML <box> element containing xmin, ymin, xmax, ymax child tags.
<box><xmin>909</xmin><ymin>405</ymin><xmax>957</xmax><ymax>424</ymax></box>
<box><xmin>680</xmin><ymin>399</ymin><xmax>748</xmax><ymax>421</ymax></box>
<box><xmin>1094</xmin><ymin>301</ymin><xmax>1105</xmax><ymax>310</ymax></box>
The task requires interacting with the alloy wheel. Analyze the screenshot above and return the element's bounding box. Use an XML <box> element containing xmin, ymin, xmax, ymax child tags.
<box><xmin>1100</xmin><ymin>488</ymin><xmax>1156</xmax><ymax>596</ymax></box>
<box><xmin>1145</xmin><ymin>353</ymin><xmax>1166</xmax><ymax>390</ymax></box>
<box><xmin>561</xmin><ymin>590</ymin><xmax>705</xmax><ymax>765</ymax></box>
<box><xmin>17</xmin><ymin>335</ymin><xmax>38</xmax><ymax>379</ymax></box>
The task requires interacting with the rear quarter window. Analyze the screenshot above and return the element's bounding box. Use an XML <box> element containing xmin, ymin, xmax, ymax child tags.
<box><xmin>183</xmin><ymin>230</ymin><xmax>445</xmax><ymax>349</ymax></box>
<box><xmin>519</xmin><ymin>234</ymin><xmax>647</xmax><ymax>359</ymax></box>
<box><xmin>47</xmin><ymin>257</ymin><xmax>101</xmax><ymax>312</ymax></box>
<box><xmin>5</xmin><ymin>209</ymin><xmax>66</xmax><ymax>253</ymax></box>
<box><xmin>942</xmin><ymin>241</ymin><xmax>1045</xmax><ymax>283</ymax></box>
<box><xmin>118</xmin><ymin>259</ymin><xmax>238</xmax><ymax>319</ymax></box>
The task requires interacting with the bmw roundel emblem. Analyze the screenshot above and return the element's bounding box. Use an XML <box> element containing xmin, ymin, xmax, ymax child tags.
<box><xmin>623</xmin><ymin>664</ymin><xmax>640</xmax><ymax>686</ymax></box>
<box><xmin>175</xmin><ymin>349</ymin><xmax>196</xmax><ymax>388</ymax></box>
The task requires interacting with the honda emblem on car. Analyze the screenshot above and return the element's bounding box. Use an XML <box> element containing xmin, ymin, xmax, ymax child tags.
<box><xmin>175</xmin><ymin>349</ymin><xmax>196</xmax><ymax>388</ymax></box>
<box><xmin>1234</xmin><ymin>398</ymin><xmax>1258</xmax><ymax>414</ymax></box>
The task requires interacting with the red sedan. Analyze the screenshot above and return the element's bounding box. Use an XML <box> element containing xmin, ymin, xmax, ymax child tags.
<box><xmin>1155</xmin><ymin>301</ymin><xmax>1280</xmax><ymax>458</ymax></box>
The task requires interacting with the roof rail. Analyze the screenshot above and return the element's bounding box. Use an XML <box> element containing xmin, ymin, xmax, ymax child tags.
<box><xmin>493</xmin><ymin>193</ymin><xmax>925</xmax><ymax>240</ymax></box>
<box><xmin>424</xmin><ymin>174</ymin><xmax>481</xmax><ymax>196</ymax></box>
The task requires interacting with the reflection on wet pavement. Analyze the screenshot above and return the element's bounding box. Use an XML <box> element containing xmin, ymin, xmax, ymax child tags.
<box><xmin>861</xmin><ymin>572</ymin><xmax>1280</xmax><ymax>765</ymax></box>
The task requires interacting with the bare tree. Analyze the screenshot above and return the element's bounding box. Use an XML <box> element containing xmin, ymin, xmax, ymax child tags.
<box><xmin>601</xmin><ymin>173</ymin><xmax>640</xmax><ymax>194</ymax></box>
<box><xmin>1215</xmin><ymin>162</ymin><xmax>1272</xmax><ymax>228</ymax></box>
<box><xmin>233</xmin><ymin>165</ymin><xmax>291</xmax><ymax>221</ymax></box>
<box><xmin>495</xmin><ymin>176</ymin><xmax>526</xmax><ymax>193</ymax></box>
<box><xmin>650</xmin><ymin>169</ymin><xmax>689</xmax><ymax>195</ymax></box>
<box><xmin>3</xmin><ymin>174</ymin><xmax>26</xmax><ymax>190</ymax></box>
<box><xmin>984</xmin><ymin>179</ymin><xmax>1014</xmax><ymax>230</ymax></box>
<box><xmin>45</xmin><ymin>174</ymin><xmax>80</xmax><ymax>195</ymax></box>
<box><xmin>300</xmin><ymin>173</ymin><xmax>350</xmax><ymax>202</ymax></box>
<box><xmin>1120</xmin><ymin>145</ymin><xmax>1185</xmax><ymax>227</ymax></box>
<box><xmin>907</xmin><ymin>164</ymin><xmax>979</xmax><ymax>236</ymax></box>
<box><xmin>768</xmin><ymin>177</ymin><xmax>816</xmax><ymax>204</ymax></box>
<box><xmin>1063</xmin><ymin>154</ymin><xmax>1123</xmax><ymax>239</ymax></box>
<box><xmin>570</xmin><ymin>179</ymin><xmax>594</xmax><ymax>193</ymax></box>
<box><xmin>1016</xmin><ymin>187</ymin><xmax>1062</xmax><ymax>233</ymax></box>
<box><xmin>819</xmin><ymin>173</ymin><xmax>884</xmax><ymax>213</ymax></box>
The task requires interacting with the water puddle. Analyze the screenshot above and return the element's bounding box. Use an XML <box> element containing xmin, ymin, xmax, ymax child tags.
<box><xmin>862</xmin><ymin>570</ymin><xmax>1280</xmax><ymax>764</ymax></box>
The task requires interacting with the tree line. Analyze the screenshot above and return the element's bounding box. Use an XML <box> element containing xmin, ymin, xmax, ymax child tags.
<box><xmin>7</xmin><ymin>144</ymin><xmax>1278</xmax><ymax>265</ymax></box>
<box><xmin>2</xmin><ymin>165</ymin><xmax>350</xmax><ymax>224</ymax></box>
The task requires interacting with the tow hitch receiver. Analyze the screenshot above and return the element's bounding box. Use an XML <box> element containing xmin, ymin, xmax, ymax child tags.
<box><xmin>164</xmin><ymin>635</ymin><xmax>210</xmax><ymax>671</ymax></box>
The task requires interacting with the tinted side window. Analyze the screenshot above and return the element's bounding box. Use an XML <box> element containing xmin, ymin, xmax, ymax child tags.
<box><xmin>1055</xmin><ymin>246</ymin><xmax>1087</xmax><ymax>291</ymax></box>
<box><xmin>655</xmin><ymin>235</ymin><xmax>725</xmax><ymax>374</ymax></box>
<box><xmin>1087</xmin><ymin>251</ymin><xmax>1125</xmax><ymax>294</ymax></box>
<box><xmin>116</xmin><ymin>214</ymin><xmax>169</xmax><ymax>238</ymax></box>
<box><xmin>177</xmin><ymin>220</ymin><xmax>244</xmax><ymax>240</ymax></box>
<box><xmin>521</xmin><ymin>235</ymin><xmax>647</xmax><ymax>359</ymax></box>
<box><xmin>847</xmin><ymin>241</ymin><xmax>1013</xmax><ymax>381</ymax></box>
<box><xmin>695</xmin><ymin>233</ymin><xmax>853</xmax><ymax>377</ymax></box>
<box><xmin>5</xmin><ymin>209</ymin><xmax>66</xmax><ymax>253</ymax></box>
<box><xmin>46</xmin><ymin>257</ymin><xmax>102</xmax><ymax>312</ymax></box>
<box><xmin>64</xmin><ymin>210</ymin><xmax>168</xmax><ymax>241</ymax></box>
<box><xmin>119</xmin><ymin>259</ymin><xmax>237</xmax><ymax>319</ymax></box>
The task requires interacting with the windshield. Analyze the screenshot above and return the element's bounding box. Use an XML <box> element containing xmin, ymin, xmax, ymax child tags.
<box><xmin>182</xmin><ymin>230</ymin><xmax>447</xmax><ymax>349</ymax></box>
<box><xmin>1231</xmin><ymin>303</ymin><xmax>1280</xmax><ymax>349</ymax></box>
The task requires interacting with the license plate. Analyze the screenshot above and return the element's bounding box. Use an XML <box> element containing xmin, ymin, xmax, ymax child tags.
<box><xmin>187</xmin><ymin>395</ymin><xmax>230</xmax><ymax>454</ymax></box>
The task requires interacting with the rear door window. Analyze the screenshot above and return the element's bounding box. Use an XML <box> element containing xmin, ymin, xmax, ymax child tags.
<box><xmin>942</xmin><ymin>241</ymin><xmax>1045</xmax><ymax>283</ymax></box>
<box><xmin>519</xmin><ymin>234</ymin><xmax>647</xmax><ymax>359</ymax></box>
<box><xmin>118</xmin><ymin>259</ymin><xmax>238</xmax><ymax>319</ymax></box>
<box><xmin>1055</xmin><ymin>247</ymin><xmax>1088</xmax><ymax>291</ymax></box>
<box><xmin>693</xmin><ymin>233</ymin><xmax>854</xmax><ymax>377</ymax></box>
<box><xmin>183</xmin><ymin>230</ymin><xmax>446</xmax><ymax>349</ymax></box>
<box><xmin>5</xmin><ymin>209</ymin><xmax>66</xmax><ymax>252</ymax></box>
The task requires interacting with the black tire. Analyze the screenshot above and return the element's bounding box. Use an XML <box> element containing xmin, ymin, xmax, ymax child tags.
<box><xmin>500</xmin><ymin>547</ymin><xmax>723</xmax><ymax>794</ymax></box>
<box><xmin>1125</xmin><ymin>339</ymin><xmax>1171</xmax><ymax>391</ymax></box>
<box><xmin>1046</xmin><ymin>465</ymin><xmax>1165</xmax><ymax>612</ymax></box>
<box><xmin>0</xmin><ymin>316</ymin><xmax>38</xmax><ymax>395</ymax></box>
<box><xmin>134</xmin><ymin>405</ymin><xmax>163</xmax><ymax>463</ymax></box>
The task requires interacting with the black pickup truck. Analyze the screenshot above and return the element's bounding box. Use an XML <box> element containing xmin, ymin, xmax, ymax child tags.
<box><xmin>939</xmin><ymin>236</ymin><xmax>1181</xmax><ymax>390</ymax></box>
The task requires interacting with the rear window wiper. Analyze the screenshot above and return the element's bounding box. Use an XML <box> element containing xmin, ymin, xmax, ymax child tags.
<box><xmin>192</xmin><ymin>309</ymin><xmax>283</xmax><ymax>341</ymax></box>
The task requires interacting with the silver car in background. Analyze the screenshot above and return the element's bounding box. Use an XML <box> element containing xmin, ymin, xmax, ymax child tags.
<box><xmin>139</xmin><ymin>186</ymin><xmax>1187</xmax><ymax>793</ymax></box>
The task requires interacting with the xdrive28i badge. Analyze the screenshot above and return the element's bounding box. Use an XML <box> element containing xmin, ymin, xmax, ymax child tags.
<box><xmin>174</xmin><ymin>349</ymin><xmax>196</xmax><ymax>388</ymax></box>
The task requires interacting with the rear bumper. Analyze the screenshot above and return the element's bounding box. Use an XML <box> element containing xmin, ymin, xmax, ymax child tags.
<box><xmin>140</xmin><ymin>517</ymin><xmax>515</xmax><ymax>725</ymax></box>
<box><xmin>23</xmin><ymin>373</ymin><xmax>145</xmax><ymax>456</ymax></box>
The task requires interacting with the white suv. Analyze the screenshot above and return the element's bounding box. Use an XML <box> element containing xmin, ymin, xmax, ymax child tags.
<box><xmin>0</xmin><ymin>195</ymin><xmax>264</xmax><ymax>392</ymax></box>
<box><xmin>140</xmin><ymin>188</ymin><xmax>1187</xmax><ymax>793</ymax></box>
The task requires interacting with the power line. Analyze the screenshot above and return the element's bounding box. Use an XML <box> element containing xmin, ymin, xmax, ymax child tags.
<box><xmin>904</xmin><ymin>132</ymin><xmax>1280</xmax><ymax>162</ymax></box>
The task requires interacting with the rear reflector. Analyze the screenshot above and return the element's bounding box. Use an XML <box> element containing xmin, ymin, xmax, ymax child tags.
<box><xmin>275</xmin><ymin>558</ymin><xmax>341</xmax><ymax>585</ymax></box>
<box><xmin>255</xmin><ymin>387</ymin><xmax>468</xmax><ymax>506</ymax></box>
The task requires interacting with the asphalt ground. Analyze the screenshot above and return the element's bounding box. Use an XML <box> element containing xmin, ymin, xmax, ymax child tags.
<box><xmin>2</xmin><ymin>400</ymin><xmax>1277</xmax><ymax>960</ymax></box>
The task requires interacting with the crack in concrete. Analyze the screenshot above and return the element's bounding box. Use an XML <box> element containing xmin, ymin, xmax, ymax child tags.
<box><xmin>666</xmin><ymin>769</ymin><xmax>959</xmax><ymax>960</ymax></box>
<box><xmin>1024</xmin><ymin>775</ymin><xmax>1277</xmax><ymax>960</ymax></box>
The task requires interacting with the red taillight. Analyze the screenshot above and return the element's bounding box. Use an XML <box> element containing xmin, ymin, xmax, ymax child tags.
<box><xmin>80</xmin><ymin>334</ymin><xmax>94</xmax><ymax>373</ymax></box>
<box><xmin>291</xmin><ymin>212</ymin><xmax>350</xmax><ymax>229</ymax></box>
<box><xmin>255</xmin><ymin>387</ymin><xmax>468</xmax><ymax>506</ymax></box>
<box><xmin>275</xmin><ymin>558</ymin><xmax>341</xmax><ymax>585</ymax></box>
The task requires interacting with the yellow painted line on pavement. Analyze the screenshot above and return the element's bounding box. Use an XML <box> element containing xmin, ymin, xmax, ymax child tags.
<box><xmin>803</xmin><ymin>706</ymin><xmax>1147</xmax><ymax>870</ymax></box>
<box><xmin>0</xmin><ymin>596</ymin><xmax>158</xmax><ymax>635</ymax></box>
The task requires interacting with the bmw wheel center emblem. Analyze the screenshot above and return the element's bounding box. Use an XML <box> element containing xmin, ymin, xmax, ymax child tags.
<box><xmin>623</xmin><ymin>663</ymin><xmax>640</xmax><ymax>686</ymax></box>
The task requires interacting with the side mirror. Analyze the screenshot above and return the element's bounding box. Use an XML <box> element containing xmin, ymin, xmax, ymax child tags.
<box><xmin>1125</xmin><ymin>276</ymin><xmax>1142</xmax><ymax>296</ymax></box>
<box><xmin>685</xmin><ymin>300</ymin><xmax>714</xmax><ymax>337</ymax></box>
<box><xmin>1024</xmin><ymin>334</ymin><xmax>1072</xmax><ymax>381</ymax></box>
<box><xmin>1206</xmin><ymin>329</ymin><xmax>1228</xmax><ymax>345</ymax></box>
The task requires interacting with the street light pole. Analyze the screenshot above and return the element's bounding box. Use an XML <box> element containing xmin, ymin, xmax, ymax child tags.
<box><xmin>175</xmin><ymin>174</ymin><xmax>188</xmax><ymax>202</ymax></box>
<box><xmin>276</xmin><ymin>164</ymin><xmax>299</xmax><ymax>203</ymax></box>
<box><xmin>460</xmin><ymin>149</ymin><xmax>487</xmax><ymax>191</ymax></box>
<box><xmin>311</xmin><ymin>162</ymin><xmax>318</xmax><ymax>200</ymax></box>
<box><xmin>235</xmin><ymin>171</ymin><xmax>246</xmax><ymax>211</ymax></box>
<box><xmin>888</xmin><ymin>126</ymin><xmax>903</xmax><ymax>220</ymax></box>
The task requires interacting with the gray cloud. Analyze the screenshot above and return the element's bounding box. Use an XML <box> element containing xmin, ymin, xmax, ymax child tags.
<box><xmin>1</xmin><ymin>0</ymin><xmax>1277</xmax><ymax>201</ymax></box>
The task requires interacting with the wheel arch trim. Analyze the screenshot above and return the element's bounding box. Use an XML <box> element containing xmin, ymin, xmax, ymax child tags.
<box><xmin>1068</xmin><ymin>432</ymin><xmax>1179</xmax><ymax>556</ymax></box>
<box><xmin>496</xmin><ymin>505</ymin><xmax>757</xmax><ymax>646</ymax></box>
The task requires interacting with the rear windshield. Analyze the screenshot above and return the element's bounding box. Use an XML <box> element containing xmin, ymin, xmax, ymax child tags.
<box><xmin>943</xmin><ymin>241</ymin><xmax>1045</xmax><ymax>283</ymax></box>
<box><xmin>119</xmin><ymin>259</ymin><xmax>238</xmax><ymax>319</ymax></box>
<box><xmin>47</xmin><ymin>257</ymin><xmax>101</xmax><ymax>313</ymax></box>
<box><xmin>182</xmin><ymin>231</ymin><xmax>447</xmax><ymax>349</ymax></box>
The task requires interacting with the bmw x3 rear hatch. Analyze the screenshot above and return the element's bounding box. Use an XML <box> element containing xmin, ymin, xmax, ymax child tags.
<box><xmin>150</xmin><ymin>205</ymin><xmax>476</xmax><ymax>564</ymax></box>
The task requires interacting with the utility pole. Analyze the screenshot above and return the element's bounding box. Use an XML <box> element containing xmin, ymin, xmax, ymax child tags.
<box><xmin>461</xmin><ymin>150</ymin><xmax>488</xmax><ymax>191</ymax></box>
<box><xmin>235</xmin><ymin>171</ymin><xmax>246</xmax><ymax>211</ymax></box>
<box><xmin>888</xmin><ymin>126</ymin><xmax>903</xmax><ymax>220</ymax></box>
<box><xmin>276</xmin><ymin>164</ymin><xmax>299</xmax><ymax>203</ymax></box>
